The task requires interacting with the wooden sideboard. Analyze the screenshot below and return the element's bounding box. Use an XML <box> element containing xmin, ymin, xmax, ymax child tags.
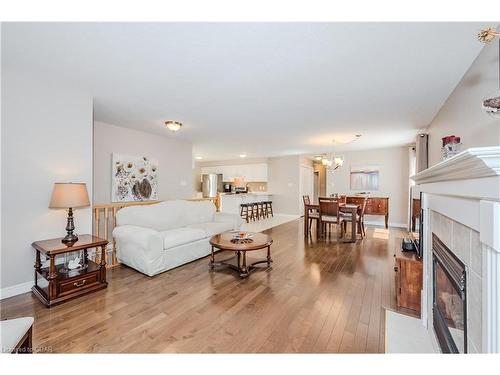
<box><xmin>346</xmin><ymin>196</ymin><xmax>389</xmax><ymax>228</ymax></box>
<box><xmin>394</xmin><ymin>244</ymin><xmax>422</xmax><ymax>315</ymax></box>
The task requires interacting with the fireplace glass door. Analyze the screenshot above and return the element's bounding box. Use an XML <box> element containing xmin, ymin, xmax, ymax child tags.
<box><xmin>434</xmin><ymin>261</ymin><xmax>465</xmax><ymax>352</ymax></box>
<box><xmin>432</xmin><ymin>233</ymin><xmax>467</xmax><ymax>353</ymax></box>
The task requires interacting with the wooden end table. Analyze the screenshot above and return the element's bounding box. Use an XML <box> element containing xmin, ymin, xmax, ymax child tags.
<box><xmin>31</xmin><ymin>235</ymin><xmax>108</xmax><ymax>307</ymax></box>
<box><xmin>209</xmin><ymin>232</ymin><xmax>273</xmax><ymax>278</ymax></box>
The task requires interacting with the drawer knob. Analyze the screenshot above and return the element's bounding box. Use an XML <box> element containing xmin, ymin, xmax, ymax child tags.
<box><xmin>74</xmin><ymin>280</ymin><xmax>87</xmax><ymax>287</ymax></box>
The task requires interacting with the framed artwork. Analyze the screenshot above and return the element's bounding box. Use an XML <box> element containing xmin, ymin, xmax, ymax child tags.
<box><xmin>350</xmin><ymin>164</ymin><xmax>379</xmax><ymax>191</ymax></box>
<box><xmin>111</xmin><ymin>153</ymin><xmax>158</xmax><ymax>202</ymax></box>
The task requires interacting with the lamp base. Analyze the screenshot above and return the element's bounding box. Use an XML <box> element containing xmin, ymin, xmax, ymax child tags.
<box><xmin>61</xmin><ymin>207</ymin><xmax>78</xmax><ymax>244</ymax></box>
<box><xmin>62</xmin><ymin>233</ymin><xmax>79</xmax><ymax>244</ymax></box>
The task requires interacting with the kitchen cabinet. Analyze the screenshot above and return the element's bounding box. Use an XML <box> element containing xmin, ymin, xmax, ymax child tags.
<box><xmin>201</xmin><ymin>163</ymin><xmax>268</xmax><ymax>182</ymax></box>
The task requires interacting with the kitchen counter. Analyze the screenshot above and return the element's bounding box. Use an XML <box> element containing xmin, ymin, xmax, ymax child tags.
<box><xmin>219</xmin><ymin>192</ymin><xmax>273</xmax><ymax>214</ymax></box>
<box><xmin>220</xmin><ymin>192</ymin><xmax>272</xmax><ymax>196</ymax></box>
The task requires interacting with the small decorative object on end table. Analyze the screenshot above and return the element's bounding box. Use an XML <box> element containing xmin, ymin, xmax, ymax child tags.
<box><xmin>49</xmin><ymin>182</ymin><xmax>90</xmax><ymax>244</ymax></box>
<box><xmin>209</xmin><ymin>231</ymin><xmax>273</xmax><ymax>278</ymax></box>
<box><xmin>31</xmin><ymin>235</ymin><xmax>108</xmax><ymax>307</ymax></box>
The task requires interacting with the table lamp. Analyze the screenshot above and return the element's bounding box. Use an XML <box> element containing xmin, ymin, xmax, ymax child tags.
<box><xmin>49</xmin><ymin>183</ymin><xmax>90</xmax><ymax>244</ymax></box>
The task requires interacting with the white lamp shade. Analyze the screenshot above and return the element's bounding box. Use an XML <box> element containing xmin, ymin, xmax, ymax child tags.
<box><xmin>49</xmin><ymin>183</ymin><xmax>90</xmax><ymax>209</ymax></box>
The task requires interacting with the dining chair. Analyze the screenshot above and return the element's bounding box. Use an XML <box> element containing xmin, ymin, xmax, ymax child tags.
<box><xmin>318</xmin><ymin>198</ymin><xmax>343</xmax><ymax>237</ymax></box>
<box><xmin>329</xmin><ymin>194</ymin><xmax>347</xmax><ymax>204</ymax></box>
<box><xmin>341</xmin><ymin>196</ymin><xmax>368</xmax><ymax>238</ymax></box>
<box><xmin>303</xmin><ymin>195</ymin><xmax>319</xmax><ymax>233</ymax></box>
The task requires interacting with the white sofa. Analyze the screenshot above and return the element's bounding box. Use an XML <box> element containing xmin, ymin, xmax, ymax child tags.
<box><xmin>113</xmin><ymin>200</ymin><xmax>243</xmax><ymax>276</ymax></box>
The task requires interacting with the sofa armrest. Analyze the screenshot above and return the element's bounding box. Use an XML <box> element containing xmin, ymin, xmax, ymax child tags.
<box><xmin>214</xmin><ymin>212</ymin><xmax>244</xmax><ymax>230</ymax></box>
<box><xmin>113</xmin><ymin>225</ymin><xmax>163</xmax><ymax>256</ymax></box>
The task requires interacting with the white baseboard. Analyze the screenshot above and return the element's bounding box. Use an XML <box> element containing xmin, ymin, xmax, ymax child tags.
<box><xmin>0</xmin><ymin>280</ymin><xmax>33</xmax><ymax>300</ymax></box>
<box><xmin>364</xmin><ymin>220</ymin><xmax>407</xmax><ymax>229</ymax></box>
<box><xmin>274</xmin><ymin>214</ymin><xmax>300</xmax><ymax>219</ymax></box>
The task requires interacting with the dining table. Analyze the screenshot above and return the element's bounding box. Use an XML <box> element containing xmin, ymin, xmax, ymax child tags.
<box><xmin>304</xmin><ymin>201</ymin><xmax>359</xmax><ymax>243</ymax></box>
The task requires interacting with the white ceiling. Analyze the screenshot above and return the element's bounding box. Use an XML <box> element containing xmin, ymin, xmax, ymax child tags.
<box><xmin>2</xmin><ymin>22</ymin><xmax>486</xmax><ymax>160</ymax></box>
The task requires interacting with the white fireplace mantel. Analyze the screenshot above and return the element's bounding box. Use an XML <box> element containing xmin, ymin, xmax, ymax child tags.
<box><xmin>413</xmin><ymin>146</ymin><xmax>500</xmax><ymax>353</ymax></box>
<box><xmin>412</xmin><ymin>147</ymin><xmax>500</xmax><ymax>203</ymax></box>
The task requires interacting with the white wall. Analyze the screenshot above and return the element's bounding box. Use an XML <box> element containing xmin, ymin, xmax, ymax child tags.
<box><xmin>93</xmin><ymin>121</ymin><xmax>193</xmax><ymax>203</ymax></box>
<box><xmin>1</xmin><ymin>69</ymin><xmax>93</xmax><ymax>294</ymax></box>
<box><xmin>267</xmin><ymin>155</ymin><xmax>301</xmax><ymax>215</ymax></box>
<box><xmin>427</xmin><ymin>38</ymin><xmax>500</xmax><ymax>166</ymax></box>
<box><xmin>326</xmin><ymin>146</ymin><xmax>410</xmax><ymax>226</ymax></box>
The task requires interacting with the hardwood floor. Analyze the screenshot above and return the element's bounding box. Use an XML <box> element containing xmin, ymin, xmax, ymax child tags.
<box><xmin>0</xmin><ymin>219</ymin><xmax>408</xmax><ymax>353</ymax></box>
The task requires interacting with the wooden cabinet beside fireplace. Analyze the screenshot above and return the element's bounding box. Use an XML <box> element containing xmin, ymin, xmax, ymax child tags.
<box><xmin>394</xmin><ymin>245</ymin><xmax>423</xmax><ymax>314</ymax></box>
<box><xmin>346</xmin><ymin>196</ymin><xmax>389</xmax><ymax>228</ymax></box>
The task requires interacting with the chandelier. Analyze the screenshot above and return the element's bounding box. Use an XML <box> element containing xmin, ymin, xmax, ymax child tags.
<box><xmin>315</xmin><ymin>154</ymin><xmax>344</xmax><ymax>171</ymax></box>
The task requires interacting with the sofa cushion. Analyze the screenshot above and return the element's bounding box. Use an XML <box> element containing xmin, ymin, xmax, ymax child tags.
<box><xmin>116</xmin><ymin>200</ymin><xmax>216</xmax><ymax>232</ymax></box>
<box><xmin>187</xmin><ymin>221</ymin><xmax>233</xmax><ymax>237</ymax></box>
<box><xmin>159</xmin><ymin>227</ymin><xmax>207</xmax><ymax>250</ymax></box>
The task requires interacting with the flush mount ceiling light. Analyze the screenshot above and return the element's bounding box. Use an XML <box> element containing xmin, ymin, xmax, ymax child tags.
<box><xmin>478</xmin><ymin>27</ymin><xmax>500</xmax><ymax>117</ymax></box>
<box><xmin>194</xmin><ymin>156</ymin><xmax>203</xmax><ymax>160</ymax></box>
<box><xmin>165</xmin><ymin>120</ymin><xmax>183</xmax><ymax>132</ymax></box>
<box><xmin>239</xmin><ymin>154</ymin><xmax>247</xmax><ymax>158</ymax></box>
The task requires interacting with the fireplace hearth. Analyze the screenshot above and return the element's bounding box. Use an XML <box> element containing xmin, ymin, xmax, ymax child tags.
<box><xmin>432</xmin><ymin>233</ymin><xmax>467</xmax><ymax>353</ymax></box>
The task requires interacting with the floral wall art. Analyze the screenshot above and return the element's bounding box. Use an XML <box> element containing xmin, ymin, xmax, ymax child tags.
<box><xmin>112</xmin><ymin>153</ymin><xmax>158</xmax><ymax>202</ymax></box>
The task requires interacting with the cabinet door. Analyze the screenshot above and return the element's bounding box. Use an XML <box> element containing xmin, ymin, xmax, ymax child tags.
<box><xmin>201</xmin><ymin>166</ymin><xmax>222</xmax><ymax>178</ymax></box>
<box><xmin>245</xmin><ymin>163</ymin><xmax>268</xmax><ymax>182</ymax></box>
<box><xmin>395</xmin><ymin>259</ymin><xmax>401</xmax><ymax>307</ymax></box>
<box><xmin>254</xmin><ymin>163</ymin><xmax>268</xmax><ymax>181</ymax></box>
<box><xmin>221</xmin><ymin>165</ymin><xmax>236</xmax><ymax>182</ymax></box>
<box><xmin>398</xmin><ymin>260</ymin><xmax>422</xmax><ymax>313</ymax></box>
<box><xmin>237</xmin><ymin>164</ymin><xmax>249</xmax><ymax>180</ymax></box>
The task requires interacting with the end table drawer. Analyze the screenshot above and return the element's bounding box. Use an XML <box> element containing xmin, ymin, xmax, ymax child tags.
<box><xmin>59</xmin><ymin>273</ymin><xmax>99</xmax><ymax>296</ymax></box>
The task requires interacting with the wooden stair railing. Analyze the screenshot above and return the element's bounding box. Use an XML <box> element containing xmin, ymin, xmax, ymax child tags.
<box><xmin>92</xmin><ymin>196</ymin><xmax>220</xmax><ymax>268</ymax></box>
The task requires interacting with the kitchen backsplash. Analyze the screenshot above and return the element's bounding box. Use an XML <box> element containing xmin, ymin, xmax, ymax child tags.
<box><xmin>225</xmin><ymin>182</ymin><xmax>267</xmax><ymax>192</ymax></box>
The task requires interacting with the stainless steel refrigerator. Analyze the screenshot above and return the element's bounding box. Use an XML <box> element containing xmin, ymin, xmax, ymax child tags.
<box><xmin>202</xmin><ymin>174</ymin><xmax>223</xmax><ymax>198</ymax></box>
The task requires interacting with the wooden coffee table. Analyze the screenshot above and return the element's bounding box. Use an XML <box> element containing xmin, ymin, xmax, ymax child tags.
<box><xmin>209</xmin><ymin>232</ymin><xmax>273</xmax><ymax>278</ymax></box>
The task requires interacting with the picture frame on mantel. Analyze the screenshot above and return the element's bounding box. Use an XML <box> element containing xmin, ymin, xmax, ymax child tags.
<box><xmin>111</xmin><ymin>153</ymin><xmax>158</xmax><ymax>202</ymax></box>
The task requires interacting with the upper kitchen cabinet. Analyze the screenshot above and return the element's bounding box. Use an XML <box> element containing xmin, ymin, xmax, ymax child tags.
<box><xmin>200</xmin><ymin>163</ymin><xmax>268</xmax><ymax>182</ymax></box>
<box><xmin>245</xmin><ymin>163</ymin><xmax>268</xmax><ymax>182</ymax></box>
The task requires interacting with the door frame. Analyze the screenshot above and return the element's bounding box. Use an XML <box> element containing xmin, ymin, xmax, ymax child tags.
<box><xmin>299</xmin><ymin>164</ymin><xmax>314</xmax><ymax>216</ymax></box>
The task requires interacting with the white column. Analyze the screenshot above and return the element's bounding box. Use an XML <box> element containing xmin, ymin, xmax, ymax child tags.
<box><xmin>481</xmin><ymin>200</ymin><xmax>500</xmax><ymax>353</ymax></box>
<box><xmin>482</xmin><ymin>244</ymin><xmax>500</xmax><ymax>353</ymax></box>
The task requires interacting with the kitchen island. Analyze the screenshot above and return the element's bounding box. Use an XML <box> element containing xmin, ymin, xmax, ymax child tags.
<box><xmin>219</xmin><ymin>192</ymin><xmax>272</xmax><ymax>214</ymax></box>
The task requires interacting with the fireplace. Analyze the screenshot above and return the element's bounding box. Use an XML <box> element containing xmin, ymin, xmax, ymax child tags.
<box><xmin>432</xmin><ymin>233</ymin><xmax>467</xmax><ymax>353</ymax></box>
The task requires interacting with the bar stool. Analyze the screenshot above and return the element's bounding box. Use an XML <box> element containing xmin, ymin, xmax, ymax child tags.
<box><xmin>264</xmin><ymin>201</ymin><xmax>273</xmax><ymax>217</ymax></box>
<box><xmin>257</xmin><ymin>201</ymin><xmax>266</xmax><ymax>219</ymax></box>
<box><xmin>240</xmin><ymin>203</ymin><xmax>250</xmax><ymax>223</ymax></box>
<box><xmin>250</xmin><ymin>202</ymin><xmax>258</xmax><ymax>221</ymax></box>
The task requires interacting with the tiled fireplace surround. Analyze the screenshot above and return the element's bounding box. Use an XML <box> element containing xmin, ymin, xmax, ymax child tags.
<box><xmin>414</xmin><ymin>147</ymin><xmax>500</xmax><ymax>354</ymax></box>
<box><xmin>429</xmin><ymin>210</ymin><xmax>483</xmax><ymax>352</ymax></box>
